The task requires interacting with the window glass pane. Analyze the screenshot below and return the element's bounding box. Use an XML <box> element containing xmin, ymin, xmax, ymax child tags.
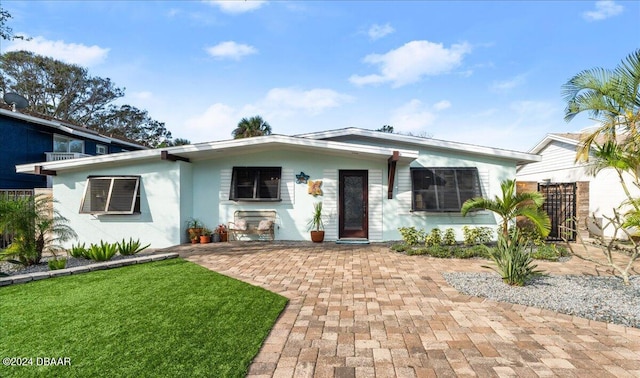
<box><xmin>107</xmin><ymin>179</ymin><xmax>138</xmax><ymax>212</ymax></box>
<box><xmin>69</xmin><ymin>140</ymin><xmax>84</xmax><ymax>153</ymax></box>
<box><xmin>258</xmin><ymin>168</ymin><xmax>280</xmax><ymax>199</ymax></box>
<box><xmin>231</xmin><ymin>167</ymin><xmax>281</xmax><ymax>200</ymax></box>
<box><xmin>80</xmin><ymin>177</ymin><xmax>140</xmax><ymax>214</ymax></box>
<box><xmin>81</xmin><ymin>178</ymin><xmax>111</xmax><ymax>213</ymax></box>
<box><xmin>411</xmin><ymin>168</ymin><xmax>481</xmax><ymax>212</ymax></box>
<box><xmin>53</xmin><ymin>136</ymin><xmax>69</xmax><ymax>153</ymax></box>
<box><xmin>96</xmin><ymin>145</ymin><xmax>107</xmax><ymax>155</ymax></box>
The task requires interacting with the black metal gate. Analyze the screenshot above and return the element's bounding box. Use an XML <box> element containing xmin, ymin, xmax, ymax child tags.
<box><xmin>538</xmin><ymin>182</ymin><xmax>576</xmax><ymax>241</ymax></box>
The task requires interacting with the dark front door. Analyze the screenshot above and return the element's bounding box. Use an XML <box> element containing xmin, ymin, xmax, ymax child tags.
<box><xmin>339</xmin><ymin>170</ymin><xmax>368</xmax><ymax>239</ymax></box>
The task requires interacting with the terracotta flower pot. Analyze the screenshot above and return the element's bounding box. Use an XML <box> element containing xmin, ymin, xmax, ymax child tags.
<box><xmin>200</xmin><ymin>235</ymin><xmax>211</xmax><ymax>244</ymax></box>
<box><xmin>310</xmin><ymin>230</ymin><xmax>325</xmax><ymax>243</ymax></box>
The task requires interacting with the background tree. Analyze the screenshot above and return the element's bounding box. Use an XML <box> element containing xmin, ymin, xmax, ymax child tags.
<box><xmin>461</xmin><ymin>179</ymin><xmax>551</xmax><ymax>238</ymax></box>
<box><xmin>562</xmin><ymin>49</ymin><xmax>640</xmax><ymax>285</ymax></box>
<box><xmin>89</xmin><ymin>104</ymin><xmax>173</xmax><ymax>148</ymax></box>
<box><xmin>376</xmin><ymin>125</ymin><xmax>394</xmax><ymax>133</ymax></box>
<box><xmin>562</xmin><ymin>49</ymin><xmax>639</xmax><ymax>162</ymax></box>
<box><xmin>0</xmin><ymin>7</ymin><xmax>27</xmax><ymax>41</ymax></box>
<box><xmin>0</xmin><ymin>50</ymin><xmax>182</xmax><ymax>148</ymax></box>
<box><xmin>232</xmin><ymin>115</ymin><xmax>272</xmax><ymax>139</ymax></box>
<box><xmin>0</xmin><ymin>194</ymin><xmax>76</xmax><ymax>266</ymax></box>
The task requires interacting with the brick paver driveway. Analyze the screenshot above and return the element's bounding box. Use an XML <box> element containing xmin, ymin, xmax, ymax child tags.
<box><xmin>175</xmin><ymin>242</ymin><xmax>640</xmax><ymax>377</ymax></box>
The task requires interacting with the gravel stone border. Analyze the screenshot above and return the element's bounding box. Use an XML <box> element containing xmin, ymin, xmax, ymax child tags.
<box><xmin>443</xmin><ymin>272</ymin><xmax>640</xmax><ymax>329</ymax></box>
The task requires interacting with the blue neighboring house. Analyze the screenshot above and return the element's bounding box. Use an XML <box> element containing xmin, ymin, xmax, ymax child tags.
<box><xmin>0</xmin><ymin>106</ymin><xmax>146</xmax><ymax>191</ymax></box>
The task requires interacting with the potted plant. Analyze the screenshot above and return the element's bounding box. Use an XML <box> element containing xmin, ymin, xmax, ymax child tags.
<box><xmin>216</xmin><ymin>224</ymin><xmax>228</xmax><ymax>242</ymax></box>
<box><xmin>186</xmin><ymin>218</ymin><xmax>203</xmax><ymax>244</ymax></box>
<box><xmin>308</xmin><ymin>202</ymin><xmax>324</xmax><ymax>243</ymax></box>
<box><xmin>200</xmin><ymin>227</ymin><xmax>211</xmax><ymax>244</ymax></box>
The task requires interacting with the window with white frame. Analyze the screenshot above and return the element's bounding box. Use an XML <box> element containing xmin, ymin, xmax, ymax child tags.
<box><xmin>53</xmin><ymin>134</ymin><xmax>84</xmax><ymax>153</ymax></box>
<box><xmin>411</xmin><ymin>167</ymin><xmax>482</xmax><ymax>212</ymax></box>
<box><xmin>96</xmin><ymin>144</ymin><xmax>107</xmax><ymax>155</ymax></box>
<box><xmin>230</xmin><ymin>167</ymin><xmax>281</xmax><ymax>201</ymax></box>
<box><xmin>79</xmin><ymin>176</ymin><xmax>141</xmax><ymax>214</ymax></box>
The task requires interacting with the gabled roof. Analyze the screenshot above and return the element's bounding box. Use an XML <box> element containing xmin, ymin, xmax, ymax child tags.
<box><xmin>0</xmin><ymin>108</ymin><xmax>146</xmax><ymax>150</ymax></box>
<box><xmin>298</xmin><ymin>127</ymin><xmax>540</xmax><ymax>164</ymax></box>
<box><xmin>527</xmin><ymin>133</ymin><xmax>583</xmax><ymax>155</ymax></box>
<box><xmin>16</xmin><ymin>134</ymin><xmax>419</xmax><ymax>175</ymax></box>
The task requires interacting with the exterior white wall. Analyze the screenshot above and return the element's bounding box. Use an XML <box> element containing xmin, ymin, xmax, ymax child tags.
<box><xmin>384</xmin><ymin>149</ymin><xmax>514</xmax><ymax>242</ymax></box>
<box><xmin>52</xmin><ymin>160</ymin><xmax>184</xmax><ymax>249</ymax></box>
<box><xmin>517</xmin><ymin>140</ymin><xmax>639</xmax><ymax>238</ymax></box>
<box><xmin>189</xmin><ymin>149</ymin><xmax>387</xmax><ymax>242</ymax></box>
<box><xmin>51</xmin><ymin>141</ymin><xmax>520</xmax><ymax>247</ymax></box>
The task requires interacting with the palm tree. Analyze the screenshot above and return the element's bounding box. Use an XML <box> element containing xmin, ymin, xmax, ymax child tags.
<box><xmin>461</xmin><ymin>179</ymin><xmax>551</xmax><ymax>238</ymax></box>
<box><xmin>0</xmin><ymin>194</ymin><xmax>76</xmax><ymax>266</ymax></box>
<box><xmin>232</xmin><ymin>116</ymin><xmax>272</xmax><ymax>139</ymax></box>
<box><xmin>562</xmin><ymin>49</ymin><xmax>640</xmax><ymax>162</ymax></box>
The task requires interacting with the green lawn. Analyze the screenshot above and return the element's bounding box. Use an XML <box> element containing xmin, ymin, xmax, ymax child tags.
<box><xmin>0</xmin><ymin>259</ymin><xmax>288</xmax><ymax>378</ymax></box>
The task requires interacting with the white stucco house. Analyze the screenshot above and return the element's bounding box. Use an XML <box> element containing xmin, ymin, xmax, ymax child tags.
<box><xmin>517</xmin><ymin>132</ymin><xmax>639</xmax><ymax>240</ymax></box>
<box><xmin>16</xmin><ymin>128</ymin><xmax>539</xmax><ymax>248</ymax></box>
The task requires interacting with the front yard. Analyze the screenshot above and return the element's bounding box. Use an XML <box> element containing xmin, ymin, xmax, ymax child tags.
<box><xmin>0</xmin><ymin>259</ymin><xmax>288</xmax><ymax>378</ymax></box>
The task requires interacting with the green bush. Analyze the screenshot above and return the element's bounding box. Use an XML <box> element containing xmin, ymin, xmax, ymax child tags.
<box><xmin>425</xmin><ymin>228</ymin><xmax>442</xmax><ymax>247</ymax></box>
<box><xmin>531</xmin><ymin>243</ymin><xmax>569</xmax><ymax>261</ymax></box>
<box><xmin>86</xmin><ymin>241</ymin><xmax>118</xmax><ymax>262</ymax></box>
<box><xmin>398</xmin><ymin>227</ymin><xmax>425</xmax><ymax>245</ymax></box>
<box><xmin>69</xmin><ymin>243</ymin><xmax>89</xmax><ymax>259</ymax></box>
<box><xmin>116</xmin><ymin>238</ymin><xmax>150</xmax><ymax>256</ymax></box>
<box><xmin>443</xmin><ymin>228</ymin><xmax>457</xmax><ymax>246</ymax></box>
<box><xmin>406</xmin><ymin>247</ymin><xmax>428</xmax><ymax>256</ymax></box>
<box><xmin>463</xmin><ymin>226</ymin><xmax>494</xmax><ymax>245</ymax></box>
<box><xmin>390</xmin><ymin>243</ymin><xmax>408</xmax><ymax>252</ymax></box>
<box><xmin>48</xmin><ymin>258</ymin><xmax>67</xmax><ymax>270</ymax></box>
<box><xmin>424</xmin><ymin>245</ymin><xmax>452</xmax><ymax>258</ymax></box>
<box><xmin>483</xmin><ymin>230</ymin><xmax>545</xmax><ymax>286</ymax></box>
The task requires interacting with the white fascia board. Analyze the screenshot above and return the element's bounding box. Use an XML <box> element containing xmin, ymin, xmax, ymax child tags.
<box><xmin>528</xmin><ymin>134</ymin><xmax>580</xmax><ymax>154</ymax></box>
<box><xmin>16</xmin><ymin>134</ymin><xmax>419</xmax><ymax>174</ymax></box>
<box><xmin>298</xmin><ymin>127</ymin><xmax>540</xmax><ymax>163</ymax></box>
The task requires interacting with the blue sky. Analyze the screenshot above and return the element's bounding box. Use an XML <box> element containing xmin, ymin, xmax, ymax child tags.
<box><xmin>2</xmin><ymin>1</ymin><xmax>638</xmax><ymax>151</ymax></box>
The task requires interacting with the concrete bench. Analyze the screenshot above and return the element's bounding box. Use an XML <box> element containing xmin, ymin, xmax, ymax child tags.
<box><xmin>228</xmin><ymin>210</ymin><xmax>277</xmax><ymax>241</ymax></box>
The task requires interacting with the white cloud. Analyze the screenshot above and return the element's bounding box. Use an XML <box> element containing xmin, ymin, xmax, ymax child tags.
<box><xmin>183</xmin><ymin>103</ymin><xmax>238</xmax><ymax>142</ymax></box>
<box><xmin>368</xmin><ymin>23</ymin><xmax>395</xmax><ymax>40</ymax></box>
<box><xmin>433</xmin><ymin>100</ymin><xmax>451</xmax><ymax>111</ymax></box>
<box><xmin>260</xmin><ymin>87</ymin><xmax>354</xmax><ymax>116</ymax></box>
<box><xmin>389</xmin><ymin>99</ymin><xmax>448</xmax><ymax>133</ymax></box>
<box><xmin>205</xmin><ymin>41</ymin><xmax>258</xmax><ymax>60</ymax></box>
<box><xmin>130</xmin><ymin>91</ymin><xmax>153</xmax><ymax>100</ymax></box>
<box><xmin>490</xmin><ymin>74</ymin><xmax>527</xmax><ymax>93</ymax></box>
<box><xmin>583</xmin><ymin>1</ymin><xmax>623</xmax><ymax>21</ymax></box>
<box><xmin>6</xmin><ymin>36</ymin><xmax>109</xmax><ymax>67</ymax></box>
<box><xmin>349</xmin><ymin>40</ymin><xmax>472</xmax><ymax>87</ymax></box>
<box><xmin>205</xmin><ymin>0</ymin><xmax>266</xmax><ymax>14</ymax></box>
<box><xmin>180</xmin><ymin>87</ymin><xmax>353</xmax><ymax>142</ymax></box>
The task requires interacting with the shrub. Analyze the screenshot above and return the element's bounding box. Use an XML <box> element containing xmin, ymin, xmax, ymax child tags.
<box><xmin>406</xmin><ymin>247</ymin><xmax>428</xmax><ymax>256</ymax></box>
<box><xmin>86</xmin><ymin>241</ymin><xmax>118</xmax><ymax>262</ymax></box>
<box><xmin>48</xmin><ymin>258</ymin><xmax>67</xmax><ymax>270</ymax></box>
<box><xmin>443</xmin><ymin>228</ymin><xmax>457</xmax><ymax>246</ymax></box>
<box><xmin>116</xmin><ymin>238</ymin><xmax>150</xmax><ymax>256</ymax></box>
<box><xmin>424</xmin><ymin>245</ymin><xmax>452</xmax><ymax>258</ymax></box>
<box><xmin>483</xmin><ymin>230</ymin><xmax>545</xmax><ymax>286</ymax></box>
<box><xmin>463</xmin><ymin>226</ymin><xmax>493</xmax><ymax>245</ymax></box>
<box><xmin>531</xmin><ymin>243</ymin><xmax>569</xmax><ymax>261</ymax></box>
<box><xmin>69</xmin><ymin>243</ymin><xmax>89</xmax><ymax>259</ymax></box>
<box><xmin>398</xmin><ymin>227</ymin><xmax>425</xmax><ymax>246</ymax></box>
<box><xmin>425</xmin><ymin>228</ymin><xmax>442</xmax><ymax>247</ymax></box>
<box><xmin>390</xmin><ymin>243</ymin><xmax>408</xmax><ymax>252</ymax></box>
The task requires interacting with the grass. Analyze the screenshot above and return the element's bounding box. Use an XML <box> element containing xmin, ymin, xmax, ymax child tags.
<box><xmin>0</xmin><ymin>259</ymin><xmax>288</xmax><ymax>378</ymax></box>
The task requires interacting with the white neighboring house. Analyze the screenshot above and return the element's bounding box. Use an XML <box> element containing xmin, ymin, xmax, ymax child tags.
<box><xmin>16</xmin><ymin>128</ymin><xmax>539</xmax><ymax>249</ymax></box>
<box><xmin>517</xmin><ymin>132</ymin><xmax>640</xmax><ymax>240</ymax></box>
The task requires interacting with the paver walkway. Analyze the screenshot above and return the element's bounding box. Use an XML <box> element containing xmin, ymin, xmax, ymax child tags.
<box><xmin>172</xmin><ymin>242</ymin><xmax>640</xmax><ymax>377</ymax></box>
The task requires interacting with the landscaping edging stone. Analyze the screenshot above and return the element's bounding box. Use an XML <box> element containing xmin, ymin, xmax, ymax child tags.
<box><xmin>0</xmin><ymin>253</ymin><xmax>179</xmax><ymax>287</ymax></box>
